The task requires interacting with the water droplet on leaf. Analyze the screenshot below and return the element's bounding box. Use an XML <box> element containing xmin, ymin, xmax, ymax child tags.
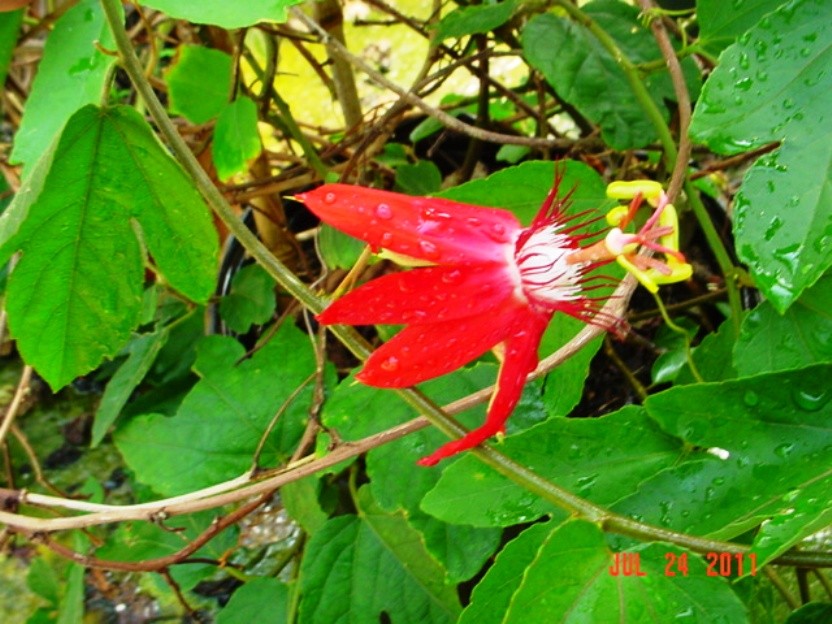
<box><xmin>793</xmin><ymin>388</ymin><xmax>829</xmax><ymax>411</ymax></box>
<box><xmin>774</xmin><ymin>442</ymin><xmax>794</xmax><ymax>459</ymax></box>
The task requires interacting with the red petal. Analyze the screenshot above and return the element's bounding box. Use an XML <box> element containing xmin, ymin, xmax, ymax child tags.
<box><xmin>317</xmin><ymin>264</ymin><xmax>516</xmax><ymax>326</ymax></box>
<box><xmin>417</xmin><ymin>310</ymin><xmax>550</xmax><ymax>466</ymax></box>
<box><xmin>357</xmin><ymin>300</ymin><xmax>530</xmax><ymax>388</ymax></box>
<box><xmin>298</xmin><ymin>184</ymin><xmax>521</xmax><ymax>264</ymax></box>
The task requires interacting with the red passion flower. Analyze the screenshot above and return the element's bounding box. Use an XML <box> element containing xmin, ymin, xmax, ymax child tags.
<box><xmin>299</xmin><ymin>176</ymin><xmax>690</xmax><ymax>466</ymax></box>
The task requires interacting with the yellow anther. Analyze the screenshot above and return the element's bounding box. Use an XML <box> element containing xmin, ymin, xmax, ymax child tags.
<box><xmin>658</xmin><ymin>202</ymin><xmax>681</xmax><ymax>252</ymax></box>
<box><xmin>616</xmin><ymin>255</ymin><xmax>659</xmax><ymax>293</ymax></box>
<box><xmin>605</xmin><ymin>205</ymin><xmax>631</xmax><ymax>227</ymax></box>
<box><xmin>650</xmin><ymin>259</ymin><xmax>694</xmax><ymax>286</ymax></box>
<box><xmin>604</xmin><ymin>181</ymin><xmax>693</xmax><ymax>293</ymax></box>
<box><xmin>606</xmin><ymin>180</ymin><xmax>663</xmax><ymax>201</ymax></box>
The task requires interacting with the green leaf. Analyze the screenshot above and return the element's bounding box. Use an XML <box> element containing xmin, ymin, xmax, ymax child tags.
<box><xmin>734</xmin><ymin>273</ymin><xmax>832</xmax><ymax>376</ymax></box>
<box><xmin>140</xmin><ymin>0</ymin><xmax>306</xmax><ymax>28</ymax></box>
<box><xmin>395</xmin><ymin>161</ymin><xmax>442</xmax><ymax>195</ymax></box>
<box><xmin>697</xmin><ymin>0</ymin><xmax>784</xmax><ymax>55</ymax></box>
<box><xmin>676</xmin><ymin>316</ymin><xmax>740</xmax><ymax>385</ymax></box>
<box><xmin>219</xmin><ymin>263</ymin><xmax>277</xmax><ymax>333</ymax></box>
<box><xmin>690</xmin><ymin>0</ymin><xmax>832</xmax><ymax>311</ymax></box>
<box><xmin>651</xmin><ymin>318</ymin><xmax>699</xmax><ymax>385</ymax></box>
<box><xmin>217</xmin><ymin>578</ymin><xmax>289</xmax><ymax>624</ymax></box>
<box><xmin>56</xmin><ymin>563</ymin><xmax>84</xmax><ymax>624</ymax></box>
<box><xmin>458</xmin><ymin>522</ymin><xmax>554</xmax><ymax>624</ymax></box>
<box><xmin>298</xmin><ymin>487</ymin><xmax>460</xmax><ymax>624</ymax></box>
<box><xmin>409</xmin><ymin>515</ymin><xmax>501</xmax><ymax>584</ymax></box>
<box><xmin>750</xmin><ymin>476</ymin><xmax>832</xmax><ymax>566</ymax></box>
<box><xmin>213</xmin><ymin>96</ymin><xmax>262</xmax><ymax>182</ymax></box>
<box><xmin>522</xmin><ymin>2</ymin><xmax>690</xmax><ymax>149</ymax></box>
<box><xmin>116</xmin><ymin>325</ymin><xmax>323</xmax><ymax>496</ymax></box>
<box><xmin>421</xmin><ymin>406</ymin><xmax>683</xmax><ymax>527</ymax></box>
<box><xmin>26</xmin><ymin>558</ymin><xmax>61</xmax><ymax>605</ymax></box>
<box><xmin>614</xmin><ymin>364</ymin><xmax>832</xmax><ymax>560</ymax></box>
<box><xmin>464</xmin><ymin>520</ymin><xmax>747</xmax><ymax>623</ymax></box>
<box><xmin>317</xmin><ymin>223</ymin><xmax>367</xmax><ymax>270</ymax></box>
<box><xmin>435</xmin><ymin>159</ymin><xmax>612</xmax><ymax>225</ymax></box>
<box><xmin>165</xmin><ymin>45</ymin><xmax>232</xmax><ymax>124</ymax></box>
<box><xmin>496</xmin><ymin>144</ymin><xmax>531</xmax><ymax>164</ymax></box>
<box><xmin>786</xmin><ymin>603</ymin><xmax>832</xmax><ymax>624</ymax></box>
<box><xmin>323</xmin><ymin>364</ymin><xmax>504</xmax><ymax>581</ymax></box>
<box><xmin>540</xmin><ymin>317</ymin><xmax>603</xmax><ymax>417</ymax></box>
<box><xmin>281</xmin><ymin>477</ymin><xmax>329</xmax><ymax>536</ymax></box>
<box><xmin>0</xmin><ymin>105</ymin><xmax>218</xmax><ymax>389</ymax></box>
<box><xmin>10</xmin><ymin>0</ymin><xmax>119</xmax><ymax>169</ymax></box>
<box><xmin>0</xmin><ymin>9</ymin><xmax>22</xmax><ymax>86</ymax></box>
<box><xmin>92</xmin><ymin>329</ymin><xmax>170</xmax><ymax>447</ymax></box>
<box><xmin>432</xmin><ymin>0</ymin><xmax>517</xmax><ymax>42</ymax></box>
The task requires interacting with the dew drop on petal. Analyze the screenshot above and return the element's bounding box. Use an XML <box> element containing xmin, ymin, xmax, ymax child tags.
<box><xmin>419</xmin><ymin>240</ymin><xmax>441</xmax><ymax>259</ymax></box>
<box><xmin>376</xmin><ymin>203</ymin><xmax>393</xmax><ymax>219</ymax></box>
<box><xmin>380</xmin><ymin>356</ymin><xmax>399</xmax><ymax>372</ymax></box>
<box><xmin>466</xmin><ymin>217</ymin><xmax>482</xmax><ymax>227</ymax></box>
<box><xmin>380</xmin><ymin>232</ymin><xmax>393</xmax><ymax>245</ymax></box>
<box><xmin>324</xmin><ymin>192</ymin><xmax>337</xmax><ymax>204</ymax></box>
<box><xmin>441</xmin><ymin>269</ymin><xmax>462</xmax><ymax>284</ymax></box>
<box><xmin>485</xmin><ymin>222</ymin><xmax>509</xmax><ymax>243</ymax></box>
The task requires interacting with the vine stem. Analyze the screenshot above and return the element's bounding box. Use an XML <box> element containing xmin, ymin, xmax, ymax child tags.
<box><xmin>83</xmin><ymin>0</ymin><xmax>832</xmax><ymax>571</ymax></box>
<box><xmin>0</xmin><ymin>365</ymin><xmax>32</xmax><ymax>445</ymax></box>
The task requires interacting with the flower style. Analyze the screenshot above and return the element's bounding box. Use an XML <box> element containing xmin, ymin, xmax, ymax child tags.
<box><xmin>298</xmin><ymin>176</ymin><xmax>691</xmax><ymax>466</ymax></box>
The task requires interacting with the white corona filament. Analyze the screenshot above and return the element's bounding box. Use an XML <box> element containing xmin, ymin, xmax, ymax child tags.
<box><xmin>515</xmin><ymin>227</ymin><xmax>583</xmax><ymax>304</ymax></box>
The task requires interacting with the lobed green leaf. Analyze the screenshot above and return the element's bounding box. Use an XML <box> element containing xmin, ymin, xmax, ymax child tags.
<box><xmin>298</xmin><ymin>487</ymin><xmax>461</xmax><ymax>624</ymax></box>
<box><xmin>216</xmin><ymin>578</ymin><xmax>289</xmax><ymax>624</ymax></box>
<box><xmin>463</xmin><ymin>520</ymin><xmax>747</xmax><ymax>623</ymax></box>
<box><xmin>615</xmin><ymin>364</ymin><xmax>832</xmax><ymax>563</ymax></box>
<box><xmin>0</xmin><ymin>105</ymin><xmax>217</xmax><ymax>389</ymax></box>
<box><xmin>116</xmin><ymin>324</ymin><xmax>326</xmax><ymax>496</ymax></box>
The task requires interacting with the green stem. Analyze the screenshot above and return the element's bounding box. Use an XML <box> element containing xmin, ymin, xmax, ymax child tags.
<box><xmin>552</xmin><ymin>0</ymin><xmax>742</xmax><ymax>332</ymax></box>
<box><xmin>652</xmin><ymin>292</ymin><xmax>704</xmax><ymax>383</ymax></box>
<box><xmin>99</xmin><ymin>0</ymin><xmax>829</xmax><ymax>566</ymax></box>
